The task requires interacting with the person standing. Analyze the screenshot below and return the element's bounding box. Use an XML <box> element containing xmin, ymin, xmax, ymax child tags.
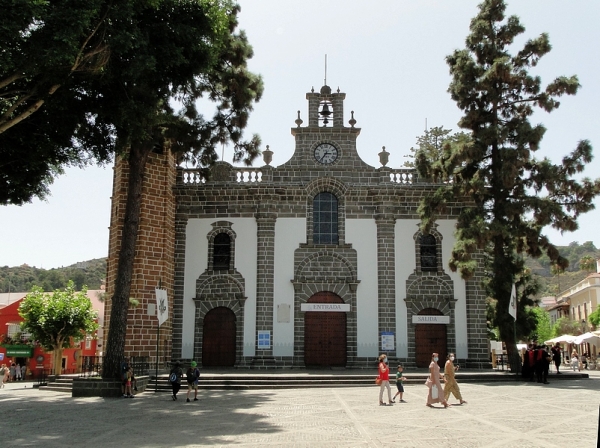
<box><xmin>377</xmin><ymin>354</ymin><xmax>393</xmax><ymax>406</ymax></box>
<box><xmin>444</xmin><ymin>353</ymin><xmax>466</xmax><ymax>405</ymax></box>
<box><xmin>14</xmin><ymin>363</ymin><xmax>21</xmax><ymax>381</ymax></box>
<box><xmin>392</xmin><ymin>365</ymin><xmax>407</xmax><ymax>403</ymax></box>
<box><xmin>571</xmin><ymin>350</ymin><xmax>580</xmax><ymax>371</ymax></box>
<box><xmin>20</xmin><ymin>364</ymin><xmax>26</xmax><ymax>381</ymax></box>
<box><xmin>426</xmin><ymin>352</ymin><xmax>448</xmax><ymax>408</ymax></box>
<box><xmin>169</xmin><ymin>361</ymin><xmax>183</xmax><ymax>401</ymax></box>
<box><xmin>186</xmin><ymin>361</ymin><xmax>200</xmax><ymax>402</ymax></box>
<box><xmin>9</xmin><ymin>362</ymin><xmax>15</xmax><ymax>382</ymax></box>
<box><xmin>551</xmin><ymin>343</ymin><xmax>562</xmax><ymax>374</ymax></box>
<box><xmin>0</xmin><ymin>364</ymin><xmax>7</xmax><ymax>388</ymax></box>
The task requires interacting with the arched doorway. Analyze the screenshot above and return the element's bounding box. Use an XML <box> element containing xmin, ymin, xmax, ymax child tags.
<box><xmin>202</xmin><ymin>307</ymin><xmax>236</xmax><ymax>367</ymax></box>
<box><xmin>415</xmin><ymin>308</ymin><xmax>447</xmax><ymax>368</ymax></box>
<box><xmin>304</xmin><ymin>292</ymin><xmax>347</xmax><ymax>367</ymax></box>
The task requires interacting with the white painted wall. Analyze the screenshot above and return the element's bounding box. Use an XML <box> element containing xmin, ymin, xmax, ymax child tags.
<box><xmin>395</xmin><ymin>220</ymin><xmax>420</xmax><ymax>357</ymax></box>
<box><xmin>437</xmin><ymin>220</ymin><xmax>468</xmax><ymax>359</ymax></box>
<box><xmin>273</xmin><ymin>218</ymin><xmax>306</xmax><ymax>356</ymax></box>
<box><xmin>347</xmin><ymin>219</ymin><xmax>379</xmax><ymax>357</ymax></box>
<box><xmin>182</xmin><ymin>218</ymin><xmax>257</xmax><ymax>359</ymax></box>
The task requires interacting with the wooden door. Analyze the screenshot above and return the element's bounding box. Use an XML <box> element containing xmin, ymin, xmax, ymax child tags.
<box><xmin>415</xmin><ymin>308</ymin><xmax>447</xmax><ymax>368</ymax></box>
<box><xmin>304</xmin><ymin>292</ymin><xmax>347</xmax><ymax>367</ymax></box>
<box><xmin>202</xmin><ymin>307</ymin><xmax>236</xmax><ymax>367</ymax></box>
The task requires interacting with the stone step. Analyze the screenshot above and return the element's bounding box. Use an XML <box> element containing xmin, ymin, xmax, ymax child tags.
<box><xmin>143</xmin><ymin>371</ymin><xmax>589</xmax><ymax>392</ymax></box>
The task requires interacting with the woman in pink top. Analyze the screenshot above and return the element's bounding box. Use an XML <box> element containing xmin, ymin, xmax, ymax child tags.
<box><xmin>426</xmin><ymin>352</ymin><xmax>449</xmax><ymax>408</ymax></box>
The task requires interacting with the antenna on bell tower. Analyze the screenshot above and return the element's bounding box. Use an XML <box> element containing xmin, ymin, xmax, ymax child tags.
<box><xmin>324</xmin><ymin>54</ymin><xmax>327</xmax><ymax>86</ymax></box>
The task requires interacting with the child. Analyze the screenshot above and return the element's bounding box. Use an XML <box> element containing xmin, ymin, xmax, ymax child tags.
<box><xmin>392</xmin><ymin>365</ymin><xmax>407</xmax><ymax>403</ymax></box>
<box><xmin>124</xmin><ymin>369</ymin><xmax>134</xmax><ymax>398</ymax></box>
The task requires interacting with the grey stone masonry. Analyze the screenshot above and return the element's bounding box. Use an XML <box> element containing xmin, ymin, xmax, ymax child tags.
<box><xmin>375</xmin><ymin>211</ymin><xmax>396</xmax><ymax>356</ymax></box>
<box><xmin>254</xmin><ymin>207</ymin><xmax>277</xmax><ymax>360</ymax></box>
<box><xmin>465</xmin><ymin>250</ymin><xmax>491</xmax><ymax>368</ymax></box>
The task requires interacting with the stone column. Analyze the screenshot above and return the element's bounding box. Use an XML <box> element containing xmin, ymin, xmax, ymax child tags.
<box><xmin>375</xmin><ymin>212</ymin><xmax>396</xmax><ymax>357</ymax></box>
<box><xmin>252</xmin><ymin>208</ymin><xmax>277</xmax><ymax>367</ymax></box>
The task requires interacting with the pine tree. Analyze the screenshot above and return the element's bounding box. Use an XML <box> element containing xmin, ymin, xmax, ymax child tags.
<box><xmin>403</xmin><ymin>126</ymin><xmax>470</xmax><ymax>169</ymax></box>
<box><xmin>417</xmin><ymin>0</ymin><xmax>600</xmax><ymax>372</ymax></box>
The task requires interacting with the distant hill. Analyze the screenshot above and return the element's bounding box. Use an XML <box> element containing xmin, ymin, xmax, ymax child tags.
<box><xmin>0</xmin><ymin>258</ymin><xmax>106</xmax><ymax>292</ymax></box>
<box><xmin>525</xmin><ymin>241</ymin><xmax>600</xmax><ymax>297</ymax></box>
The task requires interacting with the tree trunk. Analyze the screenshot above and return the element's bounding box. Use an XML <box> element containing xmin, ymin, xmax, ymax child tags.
<box><xmin>52</xmin><ymin>347</ymin><xmax>64</xmax><ymax>376</ymax></box>
<box><xmin>102</xmin><ymin>143</ymin><xmax>152</xmax><ymax>379</ymax></box>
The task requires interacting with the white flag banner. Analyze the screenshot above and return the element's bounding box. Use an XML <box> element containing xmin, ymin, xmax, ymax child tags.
<box><xmin>156</xmin><ymin>288</ymin><xmax>169</xmax><ymax>327</ymax></box>
<box><xmin>508</xmin><ymin>283</ymin><xmax>517</xmax><ymax>320</ymax></box>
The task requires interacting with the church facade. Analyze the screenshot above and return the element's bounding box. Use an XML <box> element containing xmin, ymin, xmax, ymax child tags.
<box><xmin>105</xmin><ymin>84</ymin><xmax>489</xmax><ymax>369</ymax></box>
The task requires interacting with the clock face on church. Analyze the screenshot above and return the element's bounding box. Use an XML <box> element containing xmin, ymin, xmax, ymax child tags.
<box><xmin>313</xmin><ymin>143</ymin><xmax>338</xmax><ymax>165</ymax></box>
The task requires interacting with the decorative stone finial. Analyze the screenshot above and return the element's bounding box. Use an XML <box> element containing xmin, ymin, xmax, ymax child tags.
<box><xmin>263</xmin><ymin>145</ymin><xmax>273</xmax><ymax>166</ymax></box>
<box><xmin>379</xmin><ymin>146</ymin><xmax>389</xmax><ymax>167</ymax></box>
<box><xmin>337</xmin><ymin>87</ymin><xmax>340</xmax><ymax>93</ymax></box>
<box><xmin>311</xmin><ymin>86</ymin><xmax>314</xmax><ymax>93</ymax></box>
<box><xmin>348</xmin><ymin>110</ymin><xmax>356</xmax><ymax>128</ymax></box>
<box><xmin>295</xmin><ymin>110</ymin><xmax>303</xmax><ymax>127</ymax></box>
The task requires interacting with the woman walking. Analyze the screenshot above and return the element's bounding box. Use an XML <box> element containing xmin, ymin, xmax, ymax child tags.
<box><xmin>377</xmin><ymin>354</ymin><xmax>393</xmax><ymax>406</ymax></box>
<box><xmin>443</xmin><ymin>353</ymin><xmax>466</xmax><ymax>405</ymax></box>
<box><xmin>426</xmin><ymin>352</ymin><xmax>448</xmax><ymax>408</ymax></box>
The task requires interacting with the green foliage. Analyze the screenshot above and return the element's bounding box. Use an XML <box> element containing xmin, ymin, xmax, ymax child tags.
<box><xmin>0</xmin><ymin>0</ymin><xmax>113</xmax><ymax>204</ymax></box>
<box><xmin>533</xmin><ymin>241</ymin><xmax>600</xmax><ymax>273</ymax></box>
<box><xmin>588</xmin><ymin>308</ymin><xmax>600</xmax><ymax>329</ymax></box>
<box><xmin>529</xmin><ymin>307</ymin><xmax>553</xmax><ymax>343</ymax></box>
<box><xmin>18</xmin><ymin>281</ymin><xmax>99</xmax><ymax>352</ymax></box>
<box><xmin>418</xmin><ymin>0</ymin><xmax>600</xmax><ymax>364</ymax></box>
<box><xmin>0</xmin><ymin>0</ymin><xmax>109</xmax><ymax>133</ymax></box>
<box><xmin>0</xmin><ymin>258</ymin><xmax>106</xmax><ymax>292</ymax></box>
<box><xmin>404</xmin><ymin>126</ymin><xmax>471</xmax><ymax>169</ymax></box>
<box><xmin>579</xmin><ymin>255</ymin><xmax>596</xmax><ymax>272</ymax></box>
<box><xmin>551</xmin><ymin>317</ymin><xmax>581</xmax><ymax>337</ymax></box>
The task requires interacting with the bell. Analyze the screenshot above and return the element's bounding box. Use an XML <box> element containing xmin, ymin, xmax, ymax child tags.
<box><xmin>320</xmin><ymin>103</ymin><xmax>332</xmax><ymax>117</ymax></box>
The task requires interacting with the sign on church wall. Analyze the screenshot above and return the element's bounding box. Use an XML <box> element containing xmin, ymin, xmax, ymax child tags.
<box><xmin>412</xmin><ymin>315</ymin><xmax>450</xmax><ymax>324</ymax></box>
<box><xmin>301</xmin><ymin>303</ymin><xmax>350</xmax><ymax>312</ymax></box>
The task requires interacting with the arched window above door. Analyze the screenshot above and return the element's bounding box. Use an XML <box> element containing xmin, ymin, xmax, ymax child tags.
<box><xmin>213</xmin><ymin>233</ymin><xmax>231</xmax><ymax>270</ymax></box>
<box><xmin>419</xmin><ymin>234</ymin><xmax>437</xmax><ymax>271</ymax></box>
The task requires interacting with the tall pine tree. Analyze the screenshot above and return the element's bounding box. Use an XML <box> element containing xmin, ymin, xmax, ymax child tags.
<box><xmin>417</xmin><ymin>0</ymin><xmax>600</xmax><ymax>372</ymax></box>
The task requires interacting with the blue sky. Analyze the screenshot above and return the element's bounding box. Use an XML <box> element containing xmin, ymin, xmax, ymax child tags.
<box><xmin>1</xmin><ymin>0</ymin><xmax>599</xmax><ymax>269</ymax></box>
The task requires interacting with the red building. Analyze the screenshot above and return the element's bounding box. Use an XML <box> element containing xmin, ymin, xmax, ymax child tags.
<box><xmin>0</xmin><ymin>290</ymin><xmax>104</xmax><ymax>378</ymax></box>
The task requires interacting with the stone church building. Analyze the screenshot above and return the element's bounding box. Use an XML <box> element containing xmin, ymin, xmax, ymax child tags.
<box><xmin>104</xmin><ymin>83</ymin><xmax>489</xmax><ymax>369</ymax></box>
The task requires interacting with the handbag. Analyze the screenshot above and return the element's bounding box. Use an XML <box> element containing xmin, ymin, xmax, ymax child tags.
<box><xmin>431</xmin><ymin>384</ymin><xmax>438</xmax><ymax>399</ymax></box>
<box><xmin>375</xmin><ymin>377</ymin><xmax>382</xmax><ymax>385</ymax></box>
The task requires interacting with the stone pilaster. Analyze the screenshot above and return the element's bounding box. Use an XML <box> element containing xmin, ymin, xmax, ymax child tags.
<box><xmin>465</xmin><ymin>250</ymin><xmax>491</xmax><ymax>368</ymax></box>
<box><xmin>253</xmin><ymin>207</ymin><xmax>277</xmax><ymax>365</ymax></box>
<box><xmin>375</xmin><ymin>212</ymin><xmax>396</xmax><ymax>356</ymax></box>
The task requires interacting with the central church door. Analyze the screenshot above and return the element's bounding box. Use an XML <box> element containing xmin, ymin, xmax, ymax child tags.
<box><xmin>415</xmin><ymin>308</ymin><xmax>447</xmax><ymax>368</ymax></box>
<box><xmin>202</xmin><ymin>307</ymin><xmax>236</xmax><ymax>367</ymax></box>
<box><xmin>304</xmin><ymin>292</ymin><xmax>347</xmax><ymax>367</ymax></box>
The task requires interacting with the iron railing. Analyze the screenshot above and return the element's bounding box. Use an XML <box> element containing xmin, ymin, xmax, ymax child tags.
<box><xmin>78</xmin><ymin>356</ymin><xmax>151</xmax><ymax>378</ymax></box>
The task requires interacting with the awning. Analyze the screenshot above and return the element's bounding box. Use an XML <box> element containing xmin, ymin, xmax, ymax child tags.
<box><xmin>544</xmin><ymin>335</ymin><xmax>577</xmax><ymax>345</ymax></box>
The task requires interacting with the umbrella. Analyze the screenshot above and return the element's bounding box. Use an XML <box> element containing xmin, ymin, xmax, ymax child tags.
<box><xmin>544</xmin><ymin>335</ymin><xmax>577</xmax><ymax>345</ymax></box>
<box><xmin>573</xmin><ymin>332</ymin><xmax>600</xmax><ymax>345</ymax></box>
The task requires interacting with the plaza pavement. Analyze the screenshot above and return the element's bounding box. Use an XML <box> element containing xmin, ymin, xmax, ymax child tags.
<box><xmin>1</xmin><ymin>370</ymin><xmax>599</xmax><ymax>448</ymax></box>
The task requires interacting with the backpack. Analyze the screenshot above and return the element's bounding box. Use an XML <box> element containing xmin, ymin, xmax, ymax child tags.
<box><xmin>169</xmin><ymin>371</ymin><xmax>178</xmax><ymax>383</ymax></box>
<box><xmin>185</xmin><ymin>367</ymin><xmax>200</xmax><ymax>383</ymax></box>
